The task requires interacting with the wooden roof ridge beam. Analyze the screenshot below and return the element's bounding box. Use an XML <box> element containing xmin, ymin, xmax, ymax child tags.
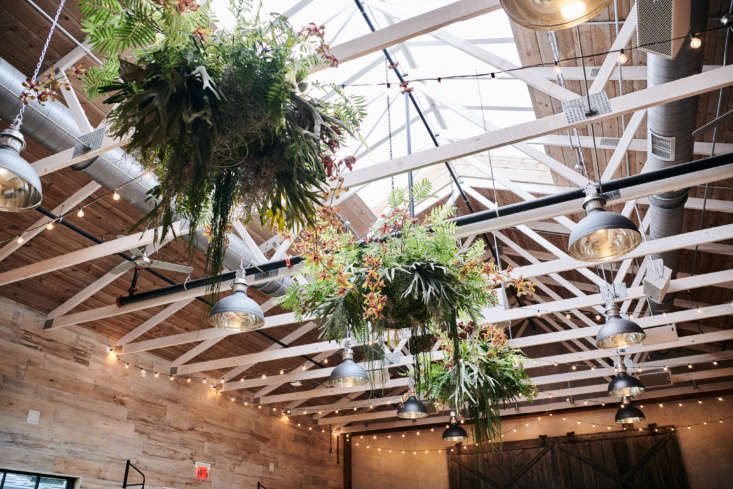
<box><xmin>342</xmin><ymin>64</ymin><xmax>733</xmax><ymax>187</ymax></box>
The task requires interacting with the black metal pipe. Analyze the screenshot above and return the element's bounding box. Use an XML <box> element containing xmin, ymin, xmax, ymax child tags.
<box><xmin>36</xmin><ymin>209</ymin><xmax>321</xmax><ymax>367</ymax></box>
<box><xmin>118</xmin><ymin>152</ymin><xmax>733</xmax><ymax>307</ymax></box>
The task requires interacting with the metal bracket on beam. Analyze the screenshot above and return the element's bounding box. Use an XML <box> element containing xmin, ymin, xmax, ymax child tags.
<box><xmin>600</xmin><ymin>282</ymin><xmax>628</xmax><ymax>305</ymax></box>
<box><xmin>71</xmin><ymin>127</ymin><xmax>106</xmax><ymax>170</ymax></box>
<box><xmin>562</xmin><ymin>91</ymin><xmax>611</xmax><ymax>123</ymax></box>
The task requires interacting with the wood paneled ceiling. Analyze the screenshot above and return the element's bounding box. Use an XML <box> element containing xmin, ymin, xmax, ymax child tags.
<box><xmin>0</xmin><ymin>0</ymin><xmax>731</xmax><ymax>431</ymax></box>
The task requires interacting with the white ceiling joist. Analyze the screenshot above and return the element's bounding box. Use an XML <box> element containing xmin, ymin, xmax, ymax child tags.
<box><xmin>0</xmin><ymin>180</ymin><xmax>101</xmax><ymax>263</ymax></box>
<box><xmin>259</xmin><ymin>329</ymin><xmax>733</xmax><ymax>405</ymax></box>
<box><xmin>588</xmin><ymin>3</ymin><xmax>637</xmax><ymax>93</ymax></box>
<box><xmin>0</xmin><ymin>221</ymin><xmax>188</xmax><ymax>287</ymax></box>
<box><xmin>292</xmin><ymin>350</ymin><xmax>733</xmax><ymax>417</ymax></box>
<box><xmin>528</xmin><ymin>134</ymin><xmax>733</xmax><ymax>156</ymax></box>
<box><xmin>339</xmin><ymin>380</ymin><xmax>733</xmax><ymax>433</ymax></box>
<box><xmin>322</xmin><ymin>367</ymin><xmax>730</xmax><ymax>426</ymax></box>
<box><xmin>208</xmin><ymin>302</ymin><xmax>730</xmax><ymax>394</ymax></box>
<box><xmin>323</xmin><ymin>0</ymin><xmax>500</xmax><ymax>68</ymax></box>
<box><xmin>342</xmin><ymin>64</ymin><xmax>733</xmax><ymax>187</ymax></box>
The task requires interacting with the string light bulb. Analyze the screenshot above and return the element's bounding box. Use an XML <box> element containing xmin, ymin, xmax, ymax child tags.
<box><xmin>76</xmin><ymin>208</ymin><xmax>85</xmax><ymax>218</ymax></box>
<box><xmin>46</xmin><ymin>221</ymin><xmax>54</xmax><ymax>230</ymax></box>
<box><xmin>112</xmin><ymin>190</ymin><xmax>121</xmax><ymax>201</ymax></box>
<box><xmin>617</xmin><ymin>49</ymin><xmax>628</xmax><ymax>65</ymax></box>
<box><xmin>553</xmin><ymin>61</ymin><xmax>562</xmax><ymax>75</ymax></box>
<box><xmin>16</xmin><ymin>235</ymin><xmax>23</xmax><ymax>244</ymax></box>
<box><xmin>690</xmin><ymin>33</ymin><xmax>702</xmax><ymax>49</ymax></box>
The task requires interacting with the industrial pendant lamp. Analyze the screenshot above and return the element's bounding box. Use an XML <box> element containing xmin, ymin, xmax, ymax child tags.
<box><xmin>0</xmin><ymin>0</ymin><xmax>66</xmax><ymax>211</ymax></box>
<box><xmin>397</xmin><ymin>395</ymin><xmax>428</xmax><ymax>419</ymax></box>
<box><xmin>0</xmin><ymin>128</ymin><xmax>42</xmax><ymax>211</ymax></box>
<box><xmin>327</xmin><ymin>346</ymin><xmax>369</xmax><ymax>388</ymax></box>
<box><xmin>568</xmin><ymin>186</ymin><xmax>642</xmax><ymax>262</ymax></box>
<box><xmin>500</xmin><ymin>0</ymin><xmax>611</xmax><ymax>31</ymax></box>
<box><xmin>208</xmin><ymin>275</ymin><xmax>265</xmax><ymax>331</ymax></box>
<box><xmin>615</xmin><ymin>397</ymin><xmax>645</xmax><ymax>424</ymax></box>
<box><xmin>608</xmin><ymin>367</ymin><xmax>645</xmax><ymax>397</ymax></box>
<box><xmin>442</xmin><ymin>412</ymin><xmax>468</xmax><ymax>442</ymax></box>
<box><xmin>596</xmin><ymin>302</ymin><xmax>645</xmax><ymax>349</ymax></box>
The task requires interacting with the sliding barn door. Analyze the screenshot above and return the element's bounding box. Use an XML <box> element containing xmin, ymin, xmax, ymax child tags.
<box><xmin>447</xmin><ymin>429</ymin><xmax>689</xmax><ymax>489</ymax></box>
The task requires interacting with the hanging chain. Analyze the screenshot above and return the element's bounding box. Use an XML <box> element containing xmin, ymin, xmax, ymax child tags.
<box><xmin>12</xmin><ymin>0</ymin><xmax>67</xmax><ymax>130</ymax></box>
<box><xmin>385</xmin><ymin>61</ymin><xmax>395</xmax><ymax>191</ymax></box>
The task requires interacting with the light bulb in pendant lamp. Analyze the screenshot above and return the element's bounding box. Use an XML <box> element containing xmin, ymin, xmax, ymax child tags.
<box><xmin>397</xmin><ymin>395</ymin><xmax>428</xmax><ymax>419</ymax></box>
<box><xmin>595</xmin><ymin>303</ymin><xmax>645</xmax><ymax>349</ymax></box>
<box><xmin>442</xmin><ymin>411</ymin><xmax>468</xmax><ymax>442</ymax></box>
<box><xmin>327</xmin><ymin>347</ymin><xmax>369</xmax><ymax>388</ymax></box>
<box><xmin>568</xmin><ymin>188</ymin><xmax>641</xmax><ymax>262</ymax></box>
<box><xmin>0</xmin><ymin>128</ymin><xmax>42</xmax><ymax>212</ymax></box>
<box><xmin>607</xmin><ymin>368</ymin><xmax>645</xmax><ymax>397</ymax></box>
<box><xmin>499</xmin><ymin>0</ymin><xmax>611</xmax><ymax>31</ymax></box>
<box><xmin>615</xmin><ymin>398</ymin><xmax>645</xmax><ymax>424</ymax></box>
<box><xmin>208</xmin><ymin>276</ymin><xmax>264</xmax><ymax>331</ymax></box>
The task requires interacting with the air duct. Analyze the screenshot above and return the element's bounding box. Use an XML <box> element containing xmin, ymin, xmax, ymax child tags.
<box><xmin>0</xmin><ymin>57</ymin><xmax>290</xmax><ymax>296</ymax></box>
<box><xmin>642</xmin><ymin>1</ymin><xmax>708</xmax><ymax>313</ymax></box>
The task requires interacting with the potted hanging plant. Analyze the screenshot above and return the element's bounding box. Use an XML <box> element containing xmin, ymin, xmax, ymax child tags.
<box><xmin>411</xmin><ymin>321</ymin><xmax>535</xmax><ymax>445</ymax></box>
<box><xmin>79</xmin><ymin>0</ymin><xmax>365</xmax><ymax>275</ymax></box>
<box><xmin>279</xmin><ymin>180</ymin><xmax>534</xmax><ymax>346</ymax></box>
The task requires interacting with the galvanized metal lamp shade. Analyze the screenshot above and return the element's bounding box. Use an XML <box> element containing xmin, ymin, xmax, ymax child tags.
<box><xmin>442</xmin><ymin>412</ymin><xmax>468</xmax><ymax>442</ymax></box>
<box><xmin>615</xmin><ymin>402</ymin><xmax>645</xmax><ymax>424</ymax></box>
<box><xmin>397</xmin><ymin>395</ymin><xmax>428</xmax><ymax>419</ymax></box>
<box><xmin>500</xmin><ymin>0</ymin><xmax>611</xmax><ymax>31</ymax></box>
<box><xmin>327</xmin><ymin>347</ymin><xmax>369</xmax><ymax>388</ymax></box>
<box><xmin>596</xmin><ymin>303</ymin><xmax>646</xmax><ymax>349</ymax></box>
<box><xmin>568</xmin><ymin>193</ymin><xmax>641</xmax><ymax>262</ymax></box>
<box><xmin>0</xmin><ymin>128</ymin><xmax>42</xmax><ymax>212</ymax></box>
<box><xmin>608</xmin><ymin>371</ymin><xmax>645</xmax><ymax>397</ymax></box>
<box><xmin>208</xmin><ymin>277</ymin><xmax>265</xmax><ymax>331</ymax></box>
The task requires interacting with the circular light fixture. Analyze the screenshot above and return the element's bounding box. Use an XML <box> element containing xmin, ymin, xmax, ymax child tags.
<box><xmin>608</xmin><ymin>370</ymin><xmax>645</xmax><ymax>397</ymax></box>
<box><xmin>397</xmin><ymin>395</ymin><xmax>428</xmax><ymax>419</ymax></box>
<box><xmin>327</xmin><ymin>347</ymin><xmax>369</xmax><ymax>388</ymax></box>
<box><xmin>442</xmin><ymin>412</ymin><xmax>468</xmax><ymax>442</ymax></box>
<box><xmin>0</xmin><ymin>128</ymin><xmax>42</xmax><ymax>212</ymax></box>
<box><xmin>208</xmin><ymin>276</ymin><xmax>265</xmax><ymax>331</ymax></box>
<box><xmin>499</xmin><ymin>0</ymin><xmax>611</xmax><ymax>31</ymax></box>
<box><xmin>596</xmin><ymin>303</ymin><xmax>645</xmax><ymax>349</ymax></box>
<box><xmin>615</xmin><ymin>401</ymin><xmax>645</xmax><ymax>424</ymax></box>
<box><xmin>568</xmin><ymin>189</ymin><xmax>641</xmax><ymax>262</ymax></box>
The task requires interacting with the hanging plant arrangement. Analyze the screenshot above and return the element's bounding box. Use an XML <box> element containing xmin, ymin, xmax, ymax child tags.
<box><xmin>412</xmin><ymin>321</ymin><xmax>535</xmax><ymax>445</ymax></box>
<box><xmin>79</xmin><ymin>0</ymin><xmax>365</xmax><ymax>275</ymax></box>
<box><xmin>280</xmin><ymin>180</ymin><xmax>534</xmax><ymax>344</ymax></box>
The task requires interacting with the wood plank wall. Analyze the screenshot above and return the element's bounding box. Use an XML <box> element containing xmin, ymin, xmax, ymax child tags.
<box><xmin>0</xmin><ymin>297</ymin><xmax>342</xmax><ymax>489</ymax></box>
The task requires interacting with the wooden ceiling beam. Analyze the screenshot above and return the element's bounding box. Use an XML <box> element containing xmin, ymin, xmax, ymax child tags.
<box><xmin>0</xmin><ymin>221</ymin><xmax>188</xmax><ymax>287</ymax></box>
<box><xmin>342</xmin><ymin>65</ymin><xmax>733</xmax><ymax>187</ymax></box>
<box><xmin>321</xmin><ymin>0</ymin><xmax>500</xmax><ymax>68</ymax></box>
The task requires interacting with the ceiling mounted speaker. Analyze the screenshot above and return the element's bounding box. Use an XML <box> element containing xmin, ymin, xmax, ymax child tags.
<box><xmin>637</xmin><ymin>0</ymin><xmax>691</xmax><ymax>58</ymax></box>
<box><xmin>500</xmin><ymin>0</ymin><xmax>612</xmax><ymax>31</ymax></box>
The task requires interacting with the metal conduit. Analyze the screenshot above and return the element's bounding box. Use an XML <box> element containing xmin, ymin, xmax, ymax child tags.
<box><xmin>644</xmin><ymin>1</ymin><xmax>708</xmax><ymax>313</ymax></box>
<box><xmin>118</xmin><ymin>151</ymin><xmax>733</xmax><ymax>307</ymax></box>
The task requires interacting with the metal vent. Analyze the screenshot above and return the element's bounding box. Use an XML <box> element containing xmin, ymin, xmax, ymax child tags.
<box><xmin>639</xmin><ymin>371</ymin><xmax>672</xmax><ymax>388</ymax></box>
<box><xmin>590</xmin><ymin>67</ymin><xmax>601</xmax><ymax>77</ymax></box>
<box><xmin>599</xmin><ymin>137</ymin><xmax>620</xmax><ymax>148</ymax></box>
<box><xmin>650</xmin><ymin>130</ymin><xmax>676</xmax><ymax>161</ymax></box>
<box><xmin>636</xmin><ymin>0</ymin><xmax>691</xmax><ymax>58</ymax></box>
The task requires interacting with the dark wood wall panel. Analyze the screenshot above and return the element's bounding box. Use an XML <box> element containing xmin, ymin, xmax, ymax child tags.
<box><xmin>448</xmin><ymin>430</ymin><xmax>689</xmax><ymax>489</ymax></box>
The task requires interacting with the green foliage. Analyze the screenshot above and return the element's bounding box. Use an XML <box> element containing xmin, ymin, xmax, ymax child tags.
<box><xmin>412</xmin><ymin>322</ymin><xmax>535</xmax><ymax>446</ymax></box>
<box><xmin>79</xmin><ymin>0</ymin><xmax>364</xmax><ymax>278</ymax></box>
